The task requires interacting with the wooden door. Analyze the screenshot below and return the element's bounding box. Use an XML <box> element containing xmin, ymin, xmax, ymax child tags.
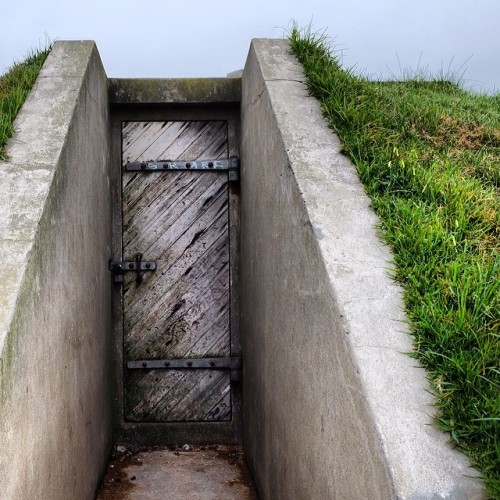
<box><xmin>121</xmin><ymin>121</ymin><xmax>233</xmax><ymax>422</ymax></box>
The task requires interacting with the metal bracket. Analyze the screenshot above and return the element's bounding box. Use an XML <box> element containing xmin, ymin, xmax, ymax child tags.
<box><xmin>109</xmin><ymin>253</ymin><xmax>157</xmax><ymax>284</ymax></box>
<box><xmin>124</xmin><ymin>156</ymin><xmax>240</xmax><ymax>181</ymax></box>
<box><xmin>127</xmin><ymin>356</ymin><xmax>242</xmax><ymax>381</ymax></box>
<box><xmin>127</xmin><ymin>357</ymin><xmax>242</xmax><ymax>370</ymax></box>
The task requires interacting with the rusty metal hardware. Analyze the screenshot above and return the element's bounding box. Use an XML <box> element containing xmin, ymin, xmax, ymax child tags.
<box><xmin>109</xmin><ymin>253</ymin><xmax>157</xmax><ymax>284</ymax></box>
<box><xmin>127</xmin><ymin>357</ymin><xmax>242</xmax><ymax>370</ymax></box>
<box><xmin>124</xmin><ymin>156</ymin><xmax>240</xmax><ymax>181</ymax></box>
<box><xmin>127</xmin><ymin>357</ymin><xmax>242</xmax><ymax>381</ymax></box>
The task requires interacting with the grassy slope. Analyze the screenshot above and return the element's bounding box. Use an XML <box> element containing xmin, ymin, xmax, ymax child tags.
<box><xmin>289</xmin><ymin>29</ymin><xmax>499</xmax><ymax>497</ymax></box>
<box><xmin>0</xmin><ymin>47</ymin><xmax>51</xmax><ymax>160</ymax></box>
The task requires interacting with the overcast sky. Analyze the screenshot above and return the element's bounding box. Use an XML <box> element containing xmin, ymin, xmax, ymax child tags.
<box><xmin>1</xmin><ymin>0</ymin><xmax>499</xmax><ymax>93</ymax></box>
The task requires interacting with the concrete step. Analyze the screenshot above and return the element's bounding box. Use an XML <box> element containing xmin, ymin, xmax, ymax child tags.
<box><xmin>97</xmin><ymin>445</ymin><xmax>257</xmax><ymax>500</ymax></box>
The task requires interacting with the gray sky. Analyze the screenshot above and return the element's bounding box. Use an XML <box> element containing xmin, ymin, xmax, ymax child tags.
<box><xmin>1</xmin><ymin>0</ymin><xmax>499</xmax><ymax>93</ymax></box>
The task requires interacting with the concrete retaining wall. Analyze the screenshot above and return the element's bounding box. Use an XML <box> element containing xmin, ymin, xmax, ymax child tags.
<box><xmin>0</xmin><ymin>41</ymin><xmax>113</xmax><ymax>499</ymax></box>
<box><xmin>240</xmin><ymin>39</ymin><xmax>484</xmax><ymax>499</ymax></box>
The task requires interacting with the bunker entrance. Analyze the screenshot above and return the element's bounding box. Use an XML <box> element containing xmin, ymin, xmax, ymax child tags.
<box><xmin>110</xmin><ymin>107</ymin><xmax>242</xmax><ymax>446</ymax></box>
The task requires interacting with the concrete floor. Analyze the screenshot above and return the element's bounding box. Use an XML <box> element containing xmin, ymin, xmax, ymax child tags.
<box><xmin>97</xmin><ymin>445</ymin><xmax>257</xmax><ymax>500</ymax></box>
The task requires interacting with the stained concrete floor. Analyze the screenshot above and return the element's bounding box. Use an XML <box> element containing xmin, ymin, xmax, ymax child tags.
<box><xmin>96</xmin><ymin>445</ymin><xmax>258</xmax><ymax>500</ymax></box>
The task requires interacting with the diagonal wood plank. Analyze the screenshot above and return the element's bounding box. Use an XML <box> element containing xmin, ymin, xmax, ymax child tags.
<box><xmin>122</xmin><ymin>121</ymin><xmax>227</xmax><ymax>164</ymax></box>
<box><xmin>125</xmin><ymin>369</ymin><xmax>231</xmax><ymax>422</ymax></box>
<box><xmin>122</xmin><ymin>120</ymin><xmax>231</xmax><ymax>422</ymax></box>
<box><xmin>123</xmin><ymin>173</ymin><xmax>229</xmax><ymax>359</ymax></box>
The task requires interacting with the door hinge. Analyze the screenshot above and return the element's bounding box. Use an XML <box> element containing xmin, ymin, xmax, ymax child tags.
<box><xmin>127</xmin><ymin>357</ymin><xmax>242</xmax><ymax>381</ymax></box>
<box><xmin>109</xmin><ymin>253</ymin><xmax>157</xmax><ymax>284</ymax></box>
<box><xmin>124</xmin><ymin>156</ymin><xmax>240</xmax><ymax>181</ymax></box>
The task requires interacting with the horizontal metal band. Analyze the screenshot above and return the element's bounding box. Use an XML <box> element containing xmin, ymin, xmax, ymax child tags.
<box><xmin>127</xmin><ymin>357</ymin><xmax>242</xmax><ymax>370</ymax></box>
<box><xmin>124</xmin><ymin>157</ymin><xmax>239</xmax><ymax>172</ymax></box>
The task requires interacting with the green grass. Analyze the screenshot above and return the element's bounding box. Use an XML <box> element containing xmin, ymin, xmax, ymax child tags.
<box><xmin>0</xmin><ymin>46</ymin><xmax>51</xmax><ymax>160</ymax></box>
<box><xmin>289</xmin><ymin>28</ymin><xmax>500</xmax><ymax>497</ymax></box>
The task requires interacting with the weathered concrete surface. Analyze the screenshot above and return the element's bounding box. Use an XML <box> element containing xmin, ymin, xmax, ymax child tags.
<box><xmin>240</xmin><ymin>39</ymin><xmax>484</xmax><ymax>499</ymax></box>
<box><xmin>0</xmin><ymin>41</ymin><xmax>113</xmax><ymax>499</ymax></box>
<box><xmin>109</xmin><ymin>78</ymin><xmax>241</xmax><ymax>104</ymax></box>
<box><xmin>97</xmin><ymin>446</ymin><xmax>257</xmax><ymax>499</ymax></box>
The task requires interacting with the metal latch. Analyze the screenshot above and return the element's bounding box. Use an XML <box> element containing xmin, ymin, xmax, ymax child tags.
<box><xmin>109</xmin><ymin>253</ymin><xmax>157</xmax><ymax>284</ymax></box>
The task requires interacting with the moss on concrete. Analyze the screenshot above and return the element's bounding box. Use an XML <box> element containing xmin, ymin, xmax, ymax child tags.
<box><xmin>109</xmin><ymin>78</ymin><xmax>241</xmax><ymax>104</ymax></box>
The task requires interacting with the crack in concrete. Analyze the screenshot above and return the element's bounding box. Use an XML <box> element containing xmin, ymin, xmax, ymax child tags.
<box><xmin>265</xmin><ymin>78</ymin><xmax>306</xmax><ymax>84</ymax></box>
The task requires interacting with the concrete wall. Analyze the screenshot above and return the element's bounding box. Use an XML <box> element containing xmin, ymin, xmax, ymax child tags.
<box><xmin>240</xmin><ymin>39</ymin><xmax>484</xmax><ymax>499</ymax></box>
<box><xmin>0</xmin><ymin>41</ymin><xmax>113</xmax><ymax>499</ymax></box>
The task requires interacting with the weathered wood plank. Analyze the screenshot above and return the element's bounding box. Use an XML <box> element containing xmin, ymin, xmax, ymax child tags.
<box><xmin>123</xmin><ymin>173</ymin><xmax>229</xmax><ymax>359</ymax></box>
<box><xmin>122</xmin><ymin>121</ymin><xmax>186</xmax><ymax>165</ymax></box>
<box><xmin>125</xmin><ymin>370</ymin><xmax>231</xmax><ymax>422</ymax></box>
<box><xmin>123</xmin><ymin>192</ymin><xmax>228</xmax><ymax>322</ymax></box>
<box><xmin>122</xmin><ymin>120</ymin><xmax>231</xmax><ymax>423</ymax></box>
<box><xmin>123</xmin><ymin>172</ymin><xmax>227</xmax><ymax>257</ymax></box>
<box><xmin>123</xmin><ymin>227</ymin><xmax>229</xmax><ymax>347</ymax></box>
<box><xmin>123</xmin><ymin>121</ymin><xmax>227</xmax><ymax>165</ymax></box>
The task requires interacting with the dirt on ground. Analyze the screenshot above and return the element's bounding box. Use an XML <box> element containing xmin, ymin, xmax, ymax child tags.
<box><xmin>96</xmin><ymin>444</ymin><xmax>258</xmax><ymax>500</ymax></box>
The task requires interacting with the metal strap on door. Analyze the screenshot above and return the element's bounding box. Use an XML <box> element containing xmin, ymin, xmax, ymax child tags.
<box><xmin>124</xmin><ymin>156</ymin><xmax>240</xmax><ymax>181</ymax></box>
<box><xmin>127</xmin><ymin>357</ymin><xmax>242</xmax><ymax>382</ymax></box>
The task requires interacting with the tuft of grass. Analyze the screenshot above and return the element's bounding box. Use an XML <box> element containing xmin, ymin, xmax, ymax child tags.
<box><xmin>289</xmin><ymin>27</ymin><xmax>499</xmax><ymax>497</ymax></box>
<box><xmin>0</xmin><ymin>46</ymin><xmax>51</xmax><ymax>160</ymax></box>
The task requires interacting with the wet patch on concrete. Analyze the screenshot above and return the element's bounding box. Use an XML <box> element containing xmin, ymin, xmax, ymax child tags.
<box><xmin>97</xmin><ymin>445</ymin><xmax>257</xmax><ymax>499</ymax></box>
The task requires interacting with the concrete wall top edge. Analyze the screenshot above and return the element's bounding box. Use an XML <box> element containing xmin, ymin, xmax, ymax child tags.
<box><xmin>109</xmin><ymin>77</ymin><xmax>241</xmax><ymax>104</ymax></box>
<box><xmin>38</xmin><ymin>40</ymin><xmax>97</xmax><ymax>78</ymax></box>
<box><xmin>249</xmin><ymin>38</ymin><xmax>307</xmax><ymax>83</ymax></box>
<box><xmin>246</xmin><ymin>38</ymin><xmax>484</xmax><ymax>498</ymax></box>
